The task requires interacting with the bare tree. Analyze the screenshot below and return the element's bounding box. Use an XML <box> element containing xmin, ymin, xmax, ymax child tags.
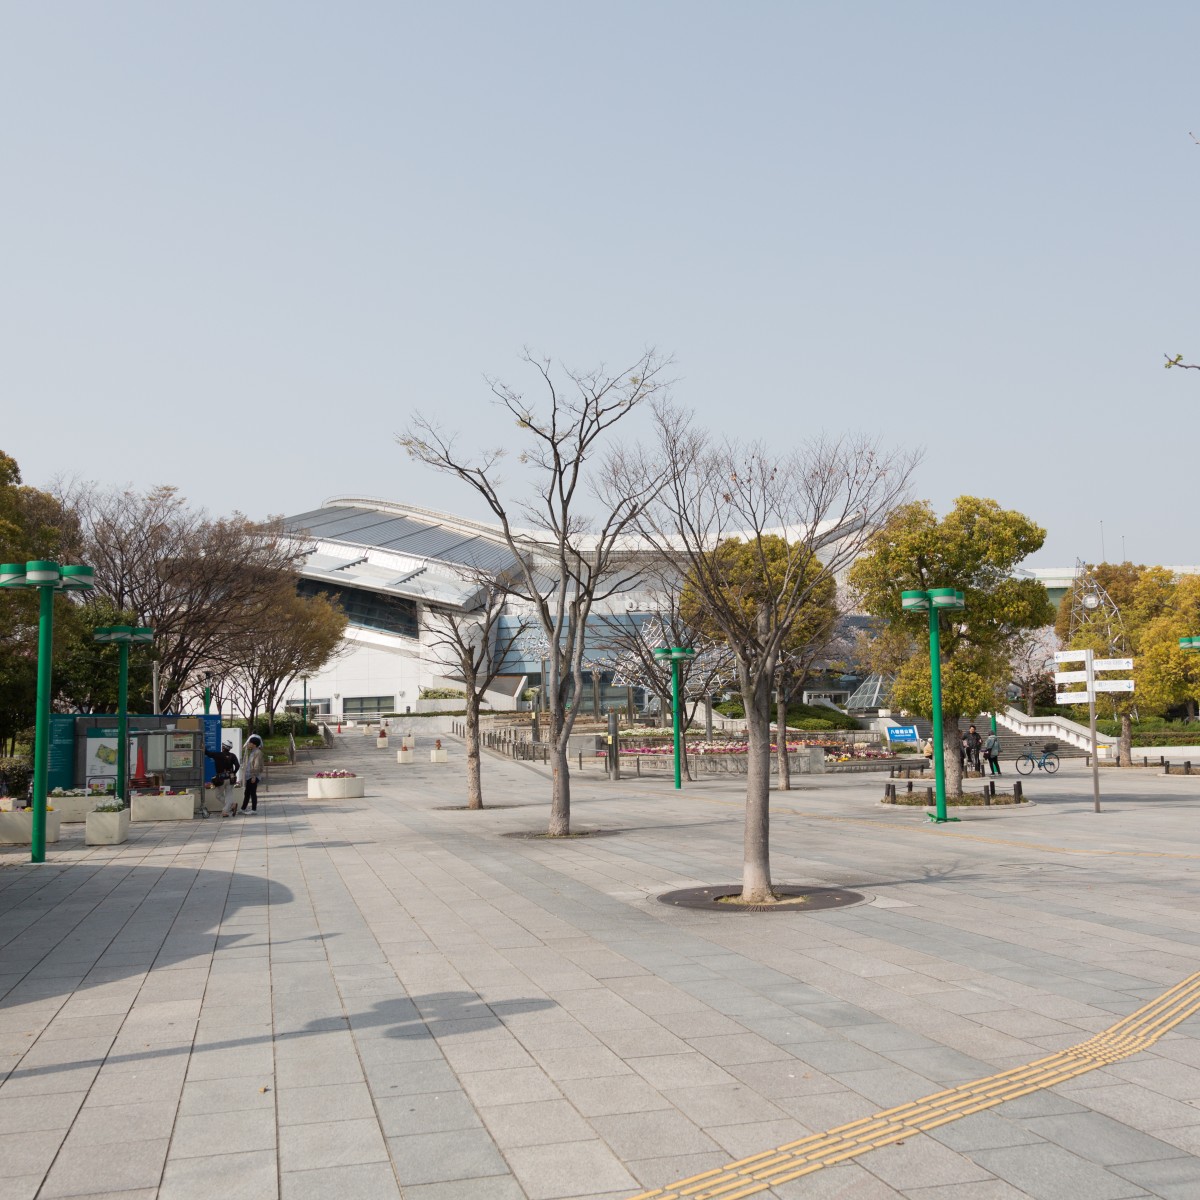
<box><xmin>65</xmin><ymin>483</ymin><xmax>310</xmax><ymax>711</ymax></box>
<box><xmin>400</xmin><ymin>350</ymin><xmax>672</xmax><ymax>836</ymax></box>
<box><xmin>425</xmin><ymin>578</ymin><xmax>529</xmax><ymax>809</ymax></box>
<box><xmin>222</xmin><ymin>580</ymin><xmax>347</xmax><ymax>731</ymax></box>
<box><xmin>1009</xmin><ymin>625</ymin><xmax>1059</xmax><ymax>717</ymax></box>
<box><xmin>641</xmin><ymin>411</ymin><xmax>916</xmax><ymax>903</ymax></box>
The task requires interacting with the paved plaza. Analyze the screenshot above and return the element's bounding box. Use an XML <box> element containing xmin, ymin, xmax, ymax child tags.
<box><xmin>3</xmin><ymin>738</ymin><xmax>1200</xmax><ymax>1199</ymax></box>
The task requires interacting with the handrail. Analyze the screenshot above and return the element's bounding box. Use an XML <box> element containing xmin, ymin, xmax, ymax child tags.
<box><xmin>996</xmin><ymin>706</ymin><xmax>1116</xmax><ymax>750</ymax></box>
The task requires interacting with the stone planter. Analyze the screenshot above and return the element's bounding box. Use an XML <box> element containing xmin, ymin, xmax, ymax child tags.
<box><xmin>86</xmin><ymin>808</ymin><xmax>130</xmax><ymax>845</ymax></box>
<box><xmin>376</xmin><ymin>737</ymin><xmax>389</xmax><ymax>749</ymax></box>
<box><xmin>0</xmin><ymin>809</ymin><xmax>62</xmax><ymax>845</ymax></box>
<box><xmin>131</xmin><ymin>792</ymin><xmax>194</xmax><ymax>822</ymax></box>
<box><xmin>396</xmin><ymin>749</ymin><xmax>413</xmax><ymax>764</ymax></box>
<box><xmin>430</xmin><ymin>748</ymin><xmax>448</xmax><ymax>764</ymax></box>
<box><xmin>307</xmin><ymin>777</ymin><xmax>365</xmax><ymax>799</ymax></box>
<box><xmin>52</xmin><ymin>794</ymin><xmax>101</xmax><ymax>823</ymax></box>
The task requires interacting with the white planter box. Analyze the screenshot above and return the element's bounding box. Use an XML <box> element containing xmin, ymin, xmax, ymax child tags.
<box><xmin>307</xmin><ymin>777</ymin><xmax>365</xmax><ymax>799</ymax></box>
<box><xmin>0</xmin><ymin>809</ymin><xmax>62</xmax><ymax>845</ymax></box>
<box><xmin>131</xmin><ymin>793</ymin><xmax>194</xmax><ymax>822</ymax></box>
<box><xmin>52</xmin><ymin>794</ymin><xmax>101</xmax><ymax>823</ymax></box>
<box><xmin>430</xmin><ymin>749</ymin><xmax>448</xmax><ymax>763</ymax></box>
<box><xmin>86</xmin><ymin>808</ymin><xmax>130</xmax><ymax>845</ymax></box>
<box><xmin>396</xmin><ymin>749</ymin><xmax>413</xmax><ymax>764</ymax></box>
<box><xmin>376</xmin><ymin>737</ymin><xmax>389</xmax><ymax>748</ymax></box>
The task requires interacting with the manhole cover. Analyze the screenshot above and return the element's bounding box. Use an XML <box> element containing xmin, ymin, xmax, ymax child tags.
<box><xmin>657</xmin><ymin>885</ymin><xmax>867</xmax><ymax>913</ymax></box>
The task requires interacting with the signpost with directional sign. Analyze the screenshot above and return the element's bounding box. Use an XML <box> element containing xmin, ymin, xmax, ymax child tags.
<box><xmin>1053</xmin><ymin>648</ymin><xmax>1134</xmax><ymax>813</ymax></box>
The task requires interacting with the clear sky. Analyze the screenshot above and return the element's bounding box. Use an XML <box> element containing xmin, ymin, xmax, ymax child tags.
<box><xmin>2</xmin><ymin>1</ymin><xmax>1197</xmax><ymax>566</ymax></box>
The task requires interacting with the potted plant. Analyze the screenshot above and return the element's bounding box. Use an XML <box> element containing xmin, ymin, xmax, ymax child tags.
<box><xmin>307</xmin><ymin>770</ymin><xmax>364</xmax><ymax>799</ymax></box>
<box><xmin>430</xmin><ymin>738</ymin><xmax>448</xmax><ymax>764</ymax></box>
<box><xmin>86</xmin><ymin>800</ymin><xmax>130</xmax><ymax>846</ymax></box>
<box><xmin>0</xmin><ymin>804</ymin><xmax>62</xmax><ymax>845</ymax></box>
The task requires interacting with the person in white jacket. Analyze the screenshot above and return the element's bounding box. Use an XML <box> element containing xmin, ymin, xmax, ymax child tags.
<box><xmin>240</xmin><ymin>734</ymin><xmax>266</xmax><ymax>812</ymax></box>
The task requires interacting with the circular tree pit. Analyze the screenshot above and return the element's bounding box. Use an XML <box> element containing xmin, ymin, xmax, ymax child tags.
<box><xmin>657</xmin><ymin>885</ymin><xmax>867</xmax><ymax>914</ymax></box>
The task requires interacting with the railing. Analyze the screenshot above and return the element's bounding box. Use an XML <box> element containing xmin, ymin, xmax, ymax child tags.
<box><xmin>995</xmin><ymin>706</ymin><xmax>1116</xmax><ymax>752</ymax></box>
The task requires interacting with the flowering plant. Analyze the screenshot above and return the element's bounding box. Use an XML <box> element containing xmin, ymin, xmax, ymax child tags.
<box><xmin>50</xmin><ymin>788</ymin><xmax>89</xmax><ymax>797</ymax></box>
<box><xmin>313</xmin><ymin>770</ymin><xmax>357</xmax><ymax>779</ymax></box>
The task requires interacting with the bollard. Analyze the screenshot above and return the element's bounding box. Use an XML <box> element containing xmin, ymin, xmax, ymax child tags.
<box><xmin>925</xmin><ymin>786</ymin><xmax>933</xmax><ymax>805</ymax></box>
<box><xmin>906</xmin><ymin>779</ymin><xmax>913</xmax><ymax>793</ymax></box>
<box><xmin>1188</xmin><ymin>762</ymin><xmax>1193</xmax><ymax>776</ymax></box>
<box><xmin>1166</xmin><ymin>761</ymin><xmax>1171</xmax><ymax>775</ymax></box>
<box><xmin>1013</xmin><ymin>780</ymin><xmax>1022</xmax><ymax>801</ymax></box>
<box><xmin>983</xmin><ymin>787</ymin><xmax>990</xmax><ymax>805</ymax></box>
<box><xmin>989</xmin><ymin>780</ymin><xmax>996</xmax><ymax>797</ymax></box>
<box><xmin>1144</xmin><ymin>756</ymin><xmax>1148</xmax><ymax>768</ymax></box>
<box><xmin>636</xmin><ymin>756</ymin><xmax>641</xmax><ymax>777</ymax></box>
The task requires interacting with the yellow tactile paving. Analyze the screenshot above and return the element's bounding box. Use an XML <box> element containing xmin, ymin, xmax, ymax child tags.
<box><xmin>625</xmin><ymin>970</ymin><xmax>1200</xmax><ymax>1200</ymax></box>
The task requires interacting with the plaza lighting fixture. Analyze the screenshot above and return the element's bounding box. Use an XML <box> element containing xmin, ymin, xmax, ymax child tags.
<box><xmin>93</xmin><ymin>626</ymin><xmax>155</xmax><ymax>804</ymax></box>
<box><xmin>900</xmin><ymin>588</ymin><xmax>966</xmax><ymax>823</ymax></box>
<box><xmin>0</xmin><ymin>561</ymin><xmax>95</xmax><ymax>862</ymax></box>
<box><xmin>652</xmin><ymin>646</ymin><xmax>696</xmax><ymax>790</ymax></box>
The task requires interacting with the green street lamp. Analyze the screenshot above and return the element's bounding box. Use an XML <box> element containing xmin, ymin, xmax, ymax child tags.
<box><xmin>901</xmin><ymin>587</ymin><xmax>966</xmax><ymax>823</ymax></box>
<box><xmin>93</xmin><ymin>625</ymin><xmax>154</xmax><ymax>804</ymax></box>
<box><xmin>0</xmin><ymin>560</ymin><xmax>95</xmax><ymax>862</ymax></box>
<box><xmin>653</xmin><ymin>645</ymin><xmax>696</xmax><ymax>789</ymax></box>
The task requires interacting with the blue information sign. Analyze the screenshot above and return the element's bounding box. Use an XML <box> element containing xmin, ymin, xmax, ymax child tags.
<box><xmin>886</xmin><ymin>724</ymin><xmax>919</xmax><ymax>742</ymax></box>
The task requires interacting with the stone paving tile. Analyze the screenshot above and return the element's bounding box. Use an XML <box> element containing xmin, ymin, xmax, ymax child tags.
<box><xmin>1109</xmin><ymin>1155</ymin><xmax>1200</xmax><ymax>1199</ymax></box>
<box><xmin>970</xmin><ymin>1143</ymin><xmax>1154</xmax><ymax>1199</ymax></box>
<box><xmin>280</xmin><ymin>1161</ymin><xmax>403</xmax><ymax>1199</ymax></box>
<box><xmin>505</xmin><ymin>1139</ymin><xmax>639</xmax><ymax>1199</ymax></box>
<box><xmin>388</xmin><ymin>1127</ymin><xmax>510</xmax><ymax>1185</ymax></box>
<box><xmin>39</xmin><ymin>1135</ymin><xmax>169</xmax><ymax>1198</ymax></box>
<box><xmin>160</xmin><ymin>1148</ymin><xmax>278</xmax><ymax>1200</ymax></box>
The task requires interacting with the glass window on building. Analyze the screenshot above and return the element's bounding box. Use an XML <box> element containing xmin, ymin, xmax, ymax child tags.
<box><xmin>342</xmin><ymin>696</ymin><xmax>395</xmax><ymax>719</ymax></box>
<box><xmin>297</xmin><ymin>580</ymin><xmax>419</xmax><ymax>639</ymax></box>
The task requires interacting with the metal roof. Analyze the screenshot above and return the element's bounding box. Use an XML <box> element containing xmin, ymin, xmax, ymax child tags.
<box><xmin>283</xmin><ymin>506</ymin><xmax>519</xmax><ymax>573</ymax></box>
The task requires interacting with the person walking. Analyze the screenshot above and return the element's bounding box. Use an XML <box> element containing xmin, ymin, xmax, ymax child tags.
<box><xmin>205</xmin><ymin>740</ymin><xmax>241</xmax><ymax>818</ymax></box>
<box><xmin>984</xmin><ymin>729</ymin><xmax>1002</xmax><ymax>774</ymax></box>
<box><xmin>966</xmin><ymin>724</ymin><xmax>984</xmax><ymax>773</ymax></box>
<box><xmin>241</xmin><ymin>734</ymin><xmax>265</xmax><ymax>812</ymax></box>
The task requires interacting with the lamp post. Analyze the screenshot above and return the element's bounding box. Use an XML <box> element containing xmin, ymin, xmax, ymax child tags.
<box><xmin>203</xmin><ymin>671</ymin><xmax>214</xmax><ymax>716</ymax></box>
<box><xmin>302</xmin><ymin>676</ymin><xmax>309</xmax><ymax>733</ymax></box>
<box><xmin>0</xmin><ymin>560</ymin><xmax>95</xmax><ymax>863</ymax></box>
<box><xmin>93</xmin><ymin>625</ymin><xmax>154</xmax><ymax>803</ymax></box>
<box><xmin>653</xmin><ymin>646</ymin><xmax>695</xmax><ymax>789</ymax></box>
<box><xmin>901</xmin><ymin>588</ymin><xmax>966</xmax><ymax>823</ymax></box>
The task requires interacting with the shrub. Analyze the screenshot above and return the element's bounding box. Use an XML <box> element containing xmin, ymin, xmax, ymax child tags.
<box><xmin>420</xmin><ymin>687</ymin><xmax>466</xmax><ymax>700</ymax></box>
<box><xmin>0</xmin><ymin>757</ymin><xmax>33</xmax><ymax>799</ymax></box>
<box><xmin>713</xmin><ymin>699</ymin><xmax>859</xmax><ymax>730</ymax></box>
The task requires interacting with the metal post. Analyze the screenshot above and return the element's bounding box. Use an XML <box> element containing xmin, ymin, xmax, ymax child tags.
<box><xmin>671</xmin><ymin>657</ymin><xmax>682</xmax><ymax>790</ymax></box>
<box><xmin>30</xmin><ymin>585</ymin><xmax>55</xmax><ymax>864</ymax></box>
<box><xmin>1086</xmin><ymin>649</ymin><xmax>1101</xmax><ymax>813</ymax></box>
<box><xmin>608</xmin><ymin>710</ymin><xmax>620</xmax><ymax>780</ymax></box>
<box><xmin>705</xmin><ymin>694</ymin><xmax>713</xmax><ymax>742</ymax></box>
<box><xmin>151</xmin><ymin>660</ymin><xmax>161</xmax><ymax>714</ymax></box>
<box><xmin>990</xmin><ymin>710</ymin><xmax>997</xmax><ymax>734</ymax></box>
<box><xmin>302</xmin><ymin>677</ymin><xmax>308</xmax><ymax>733</ymax></box>
<box><xmin>203</xmin><ymin>681</ymin><xmax>211</xmax><ymax>715</ymax></box>
<box><xmin>116</xmin><ymin>641</ymin><xmax>129</xmax><ymax>803</ymax></box>
<box><xmin>928</xmin><ymin>605</ymin><xmax>948</xmax><ymax>822</ymax></box>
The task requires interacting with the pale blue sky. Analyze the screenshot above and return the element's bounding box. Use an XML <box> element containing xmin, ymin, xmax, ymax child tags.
<box><xmin>2</xmin><ymin>2</ymin><xmax>1197</xmax><ymax>564</ymax></box>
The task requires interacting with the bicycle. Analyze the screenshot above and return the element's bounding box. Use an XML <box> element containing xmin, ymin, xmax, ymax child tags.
<box><xmin>1015</xmin><ymin>741</ymin><xmax>1060</xmax><ymax>775</ymax></box>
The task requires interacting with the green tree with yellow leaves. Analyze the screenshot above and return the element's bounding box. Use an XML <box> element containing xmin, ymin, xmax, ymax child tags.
<box><xmin>850</xmin><ymin>497</ymin><xmax>1053</xmax><ymax>797</ymax></box>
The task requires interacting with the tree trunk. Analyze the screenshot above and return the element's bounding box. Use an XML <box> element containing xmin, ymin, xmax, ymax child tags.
<box><xmin>942</xmin><ymin>713</ymin><xmax>963</xmax><ymax>798</ymax></box>
<box><xmin>742</xmin><ymin>671</ymin><xmax>774</xmax><ymax>903</ymax></box>
<box><xmin>549</xmin><ymin>737</ymin><xmax>571</xmax><ymax>835</ymax></box>
<box><xmin>776</xmin><ymin>693</ymin><xmax>791</xmax><ymax>791</ymax></box>
<box><xmin>1119</xmin><ymin>712</ymin><xmax>1132</xmax><ymax>767</ymax></box>
<box><xmin>1025</xmin><ymin>689</ymin><xmax>1035</xmax><ymax>716</ymax></box>
<box><xmin>465</xmin><ymin>695</ymin><xmax>484</xmax><ymax>809</ymax></box>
